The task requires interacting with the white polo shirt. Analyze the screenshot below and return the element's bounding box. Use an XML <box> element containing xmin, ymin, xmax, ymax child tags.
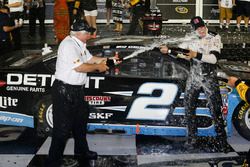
<box><xmin>8</xmin><ymin>0</ymin><xmax>24</xmax><ymax>12</ymax></box>
<box><xmin>55</xmin><ymin>36</ymin><xmax>93</xmax><ymax>85</ymax></box>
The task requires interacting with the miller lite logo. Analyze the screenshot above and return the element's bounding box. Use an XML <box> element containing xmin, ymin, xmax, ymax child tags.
<box><xmin>0</xmin><ymin>96</ymin><xmax>18</xmax><ymax>109</ymax></box>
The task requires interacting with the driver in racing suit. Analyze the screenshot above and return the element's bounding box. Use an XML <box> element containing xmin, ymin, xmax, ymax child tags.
<box><xmin>160</xmin><ymin>16</ymin><xmax>230</xmax><ymax>152</ymax></box>
<box><xmin>228</xmin><ymin>76</ymin><xmax>250</xmax><ymax>166</ymax></box>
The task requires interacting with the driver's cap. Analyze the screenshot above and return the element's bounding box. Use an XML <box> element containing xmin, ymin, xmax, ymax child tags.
<box><xmin>70</xmin><ymin>19</ymin><xmax>96</xmax><ymax>33</ymax></box>
<box><xmin>190</xmin><ymin>16</ymin><xmax>205</xmax><ymax>30</ymax></box>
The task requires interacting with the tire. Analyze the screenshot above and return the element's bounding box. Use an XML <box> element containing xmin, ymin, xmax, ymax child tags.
<box><xmin>233</xmin><ymin>100</ymin><xmax>250</xmax><ymax>141</ymax></box>
<box><xmin>36</xmin><ymin>95</ymin><xmax>53</xmax><ymax>137</ymax></box>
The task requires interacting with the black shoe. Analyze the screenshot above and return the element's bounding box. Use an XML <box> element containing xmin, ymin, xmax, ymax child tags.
<box><xmin>85</xmin><ymin>150</ymin><xmax>98</xmax><ymax>160</ymax></box>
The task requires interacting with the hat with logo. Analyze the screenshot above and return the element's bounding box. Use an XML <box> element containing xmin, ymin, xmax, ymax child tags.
<box><xmin>70</xmin><ymin>19</ymin><xmax>96</xmax><ymax>33</ymax></box>
<box><xmin>190</xmin><ymin>16</ymin><xmax>205</xmax><ymax>30</ymax></box>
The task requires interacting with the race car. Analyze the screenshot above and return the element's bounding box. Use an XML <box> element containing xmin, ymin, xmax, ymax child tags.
<box><xmin>0</xmin><ymin>36</ymin><xmax>250</xmax><ymax>141</ymax></box>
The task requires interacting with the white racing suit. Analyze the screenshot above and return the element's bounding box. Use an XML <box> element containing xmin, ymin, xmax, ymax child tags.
<box><xmin>179</xmin><ymin>31</ymin><xmax>228</xmax><ymax>147</ymax></box>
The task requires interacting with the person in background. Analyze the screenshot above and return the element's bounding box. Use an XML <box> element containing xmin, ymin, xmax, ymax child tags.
<box><xmin>227</xmin><ymin>76</ymin><xmax>250</xmax><ymax>167</ymax></box>
<box><xmin>0</xmin><ymin>4</ymin><xmax>20</xmax><ymax>55</ymax></box>
<box><xmin>105</xmin><ymin>0</ymin><xmax>112</xmax><ymax>27</ymax></box>
<box><xmin>125</xmin><ymin>0</ymin><xmax>146</xmax><ymax>35</ymax></box>
<box><xmin>112</xmin><ymin>0</ymin><xmax>124</xmax><ymax>32</ymax></box>
<box><xmin>45</xmin><ymin>19</ymin><xmax>110</xmax><ymax>167</ymax></box>
<box><xmin>6</xmin><ymin>0</ymin><xmax>24</xmax><ymax>50</ymax></box>
<box><xmin>160</xmin><ymin>16</ymin><xmax>230</xmax><ymax>153</ymax></box>
<box><xmin>26</xmin><ymin>0</ymin><xmax>46</xmax><ymax>40</ymax></box>
<box><xmin>235</xmin><ymin>0</ymin><xmax>250</xmax><ymax>32</ymax></box>
<box><xmin>66</xmin><ymin>0</ymin><xmax>80</xmax><ymax>26</ymax></box>
<box><xmin>81</xmin><ymin>0</ymin><xmax>98</xmax><ymax>38</ymax></box>
<box><xmin>218</xmin><ymin>0</ymin><xmax>235</xmax><ymax>30</ymax></box>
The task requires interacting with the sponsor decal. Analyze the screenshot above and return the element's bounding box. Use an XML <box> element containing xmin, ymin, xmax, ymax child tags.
<box><xmin>85</xmin><ymin>96</ymin><xmax>111</xmax><ymax>105</ymax></box>
<box><xmin>5</xmin><ymin>73</ymin><xmax>105</xmax><ymax>92</ymax></box>
<box><xmin>0</xmin><ymin>80</ymin><xmax>6</xmax><ymax>87</ymax></box>
<box><xmin>238</xmin><ymin>103</ymin><xmax>250</xmax><ymax>120</ymax></box>
<box><xmin>0</xmin><ymin>96</ymin><xmax>18</xmax><ymax>109</ymax></box>
<box><xmin>7</xmin><ymin>74</ymin><xmax>55</xmax><ymax>86</ymax></box>
<box><xmin>89</xmin><ymin>113</ymin><xmax>113</xmax><ymax>119</ymax></box>
<box><xmin>6</xmin><ymin>86</ymin><xmax>46</xmax><ymax>92</ymax></box>
<box><xmin>0</xmin><ymin>111</ymin><xmax>33</xmax><ymax>127</ymax></box>
<box><xmin>6</xmin><ymin>73</ymin><xmax>55</xmax><ymax>93</ymax></box>
<box><xmin>38</xmin><ymin>103</ymin><xmax>46</xmax><ymax>123</ymax></box>
<box><xmin>85</xmin><ymin>76</ymin><xmax>105</xmax><ymax>89</ymax></box>
<box><xmin>0</xmin><ymin>115</ymin><xmax>23</xmax><ymax>123</ymax></box>
<box><xmin>116</xmin><ymin>46</ymin><xmax>145</xmax><ymax>49</ymax></box>
<box><xmin>175</xmin><ymin>6</ymin><xmax>189</xmax><ymax>14</ymax></box>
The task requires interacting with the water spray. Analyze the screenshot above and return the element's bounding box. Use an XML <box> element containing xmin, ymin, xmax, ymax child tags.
<box><xmin>122</xmin><ymin>33</ymin><xmax>198</xmax><ymax>61</ymax></box>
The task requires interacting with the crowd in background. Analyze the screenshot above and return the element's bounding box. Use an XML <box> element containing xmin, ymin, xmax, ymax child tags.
<box><xmin>0</xmin><ymin>0</ymin><xmax>46</xmax><ymax>55</ymax></box>
<box><xmin>1</xmin><ymin>0</ymin><xmax>250</xmax><ymax>54</ymax></box>
<box><xmin>218</xmin><ymin>0</ymin><xmax>249</xmax><ymax>32</ymax></box>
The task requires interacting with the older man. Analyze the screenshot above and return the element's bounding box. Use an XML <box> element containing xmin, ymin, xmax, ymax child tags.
<box><xmin>46</xmin><ymin>19</ymin><xmax>109</xmax><ymax>167</ymax></box>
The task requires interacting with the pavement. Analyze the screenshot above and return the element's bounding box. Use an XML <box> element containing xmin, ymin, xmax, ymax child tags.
<box><xmin>1</xmin><ymin>124</ymin><xmax>250</xmax><ymax>167</ymax></box>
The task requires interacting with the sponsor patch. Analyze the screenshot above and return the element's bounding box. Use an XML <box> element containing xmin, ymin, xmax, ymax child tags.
<box><xmin>85</xmin><ymin>96</ymin><xmax>111</xmax><ymax>105</ymax></box>
<box><xmin>0</xmin><ymin>96</ymin><xmax>18</xmax><ymax>109</ymax></box>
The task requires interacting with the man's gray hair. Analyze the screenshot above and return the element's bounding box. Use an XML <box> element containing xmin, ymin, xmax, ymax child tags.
<box><xmin>70</xmin><ymin>30</ymin><xmax>89</xmax><ymax>36</ymax></box>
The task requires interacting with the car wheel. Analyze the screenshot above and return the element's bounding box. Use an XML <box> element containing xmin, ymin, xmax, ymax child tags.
<box><xmin>36</xmin><ymin>95</ymin><xmax>53</xmax><ymax>137</ymax></box>
<box><xmin>233</xmin><ymin>100</ymin><xmax>250</xmax><ymax>141</ymax></box>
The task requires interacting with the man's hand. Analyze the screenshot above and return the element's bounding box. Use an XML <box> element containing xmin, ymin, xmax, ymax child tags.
<box><xmin>97</xmin><ymin>62</ymin><xmax>109</xmax><ymax>73</ymax></box>
<box><xmin>185</xmin><ymin>50</ymin><xmax>197</xmax><ymax>60</ymax></box>
<box><xmin>73</xmin><ymin>9</ymin><xmax>77</xmax><ymax>15</ymax></box>
<box><xmin>227</xmin><ymin>76</ymin><xmax>238</xmax><ymax>88</ymax></box>
<box><xmin>160</xmin><ymin>45</ymin><xmax>168</xmax><ymax>54</ymax></box>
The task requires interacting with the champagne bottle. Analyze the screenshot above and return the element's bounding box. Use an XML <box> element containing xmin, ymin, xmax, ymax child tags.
<box><xmin>168</xmin><ymin>47</ymin><xmax>189</xmax><ymax>58</ymax></box>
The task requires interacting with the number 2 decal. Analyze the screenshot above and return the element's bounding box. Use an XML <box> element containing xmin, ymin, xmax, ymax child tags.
<box><xmin>127</xmin><ymin>83</ymin><xmax>178</xmax><ymax>120</ymax></box>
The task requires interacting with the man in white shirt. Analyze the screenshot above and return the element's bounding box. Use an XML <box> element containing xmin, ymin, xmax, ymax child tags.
<box><xmin>46</xmin><ymin>19</ymin><xmax>109</xmax><ymax>167</ymax></box>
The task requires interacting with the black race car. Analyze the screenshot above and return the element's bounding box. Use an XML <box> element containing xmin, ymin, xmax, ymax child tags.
<box><xmin>0</xmin><ymin>36</ymin><xmax>250</xmax><ymax>141</ymax></box>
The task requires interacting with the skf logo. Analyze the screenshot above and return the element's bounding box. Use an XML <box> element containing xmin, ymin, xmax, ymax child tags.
<box><xmin>85</xmin><ymin>96</ymin><xmax>111</xmax><ymax>105</ymax></box>
<box><xmin>0</xmin><ymin>80</ymin><xmax>7</xmax><ymax>87</ymax></box>
<box><xmin>0</xmin><ymin>96</ymin><xmax>18</xmax><ymax>109</ymax></box>
<box><xmin>89</xmin><ymin>113</ymin><xmax>113</xmax><ymax>119</ymax></box>
<box><xmin>175</xmin><ymin>6</ymin><xmax>188</xmax><ymax>14</ymax></box>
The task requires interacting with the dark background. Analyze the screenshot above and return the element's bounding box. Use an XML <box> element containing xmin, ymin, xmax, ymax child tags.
<box><xmin>43</xmin><ymin>0</ymin><xmax>223</xmax><ymax>21</ymax></box>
